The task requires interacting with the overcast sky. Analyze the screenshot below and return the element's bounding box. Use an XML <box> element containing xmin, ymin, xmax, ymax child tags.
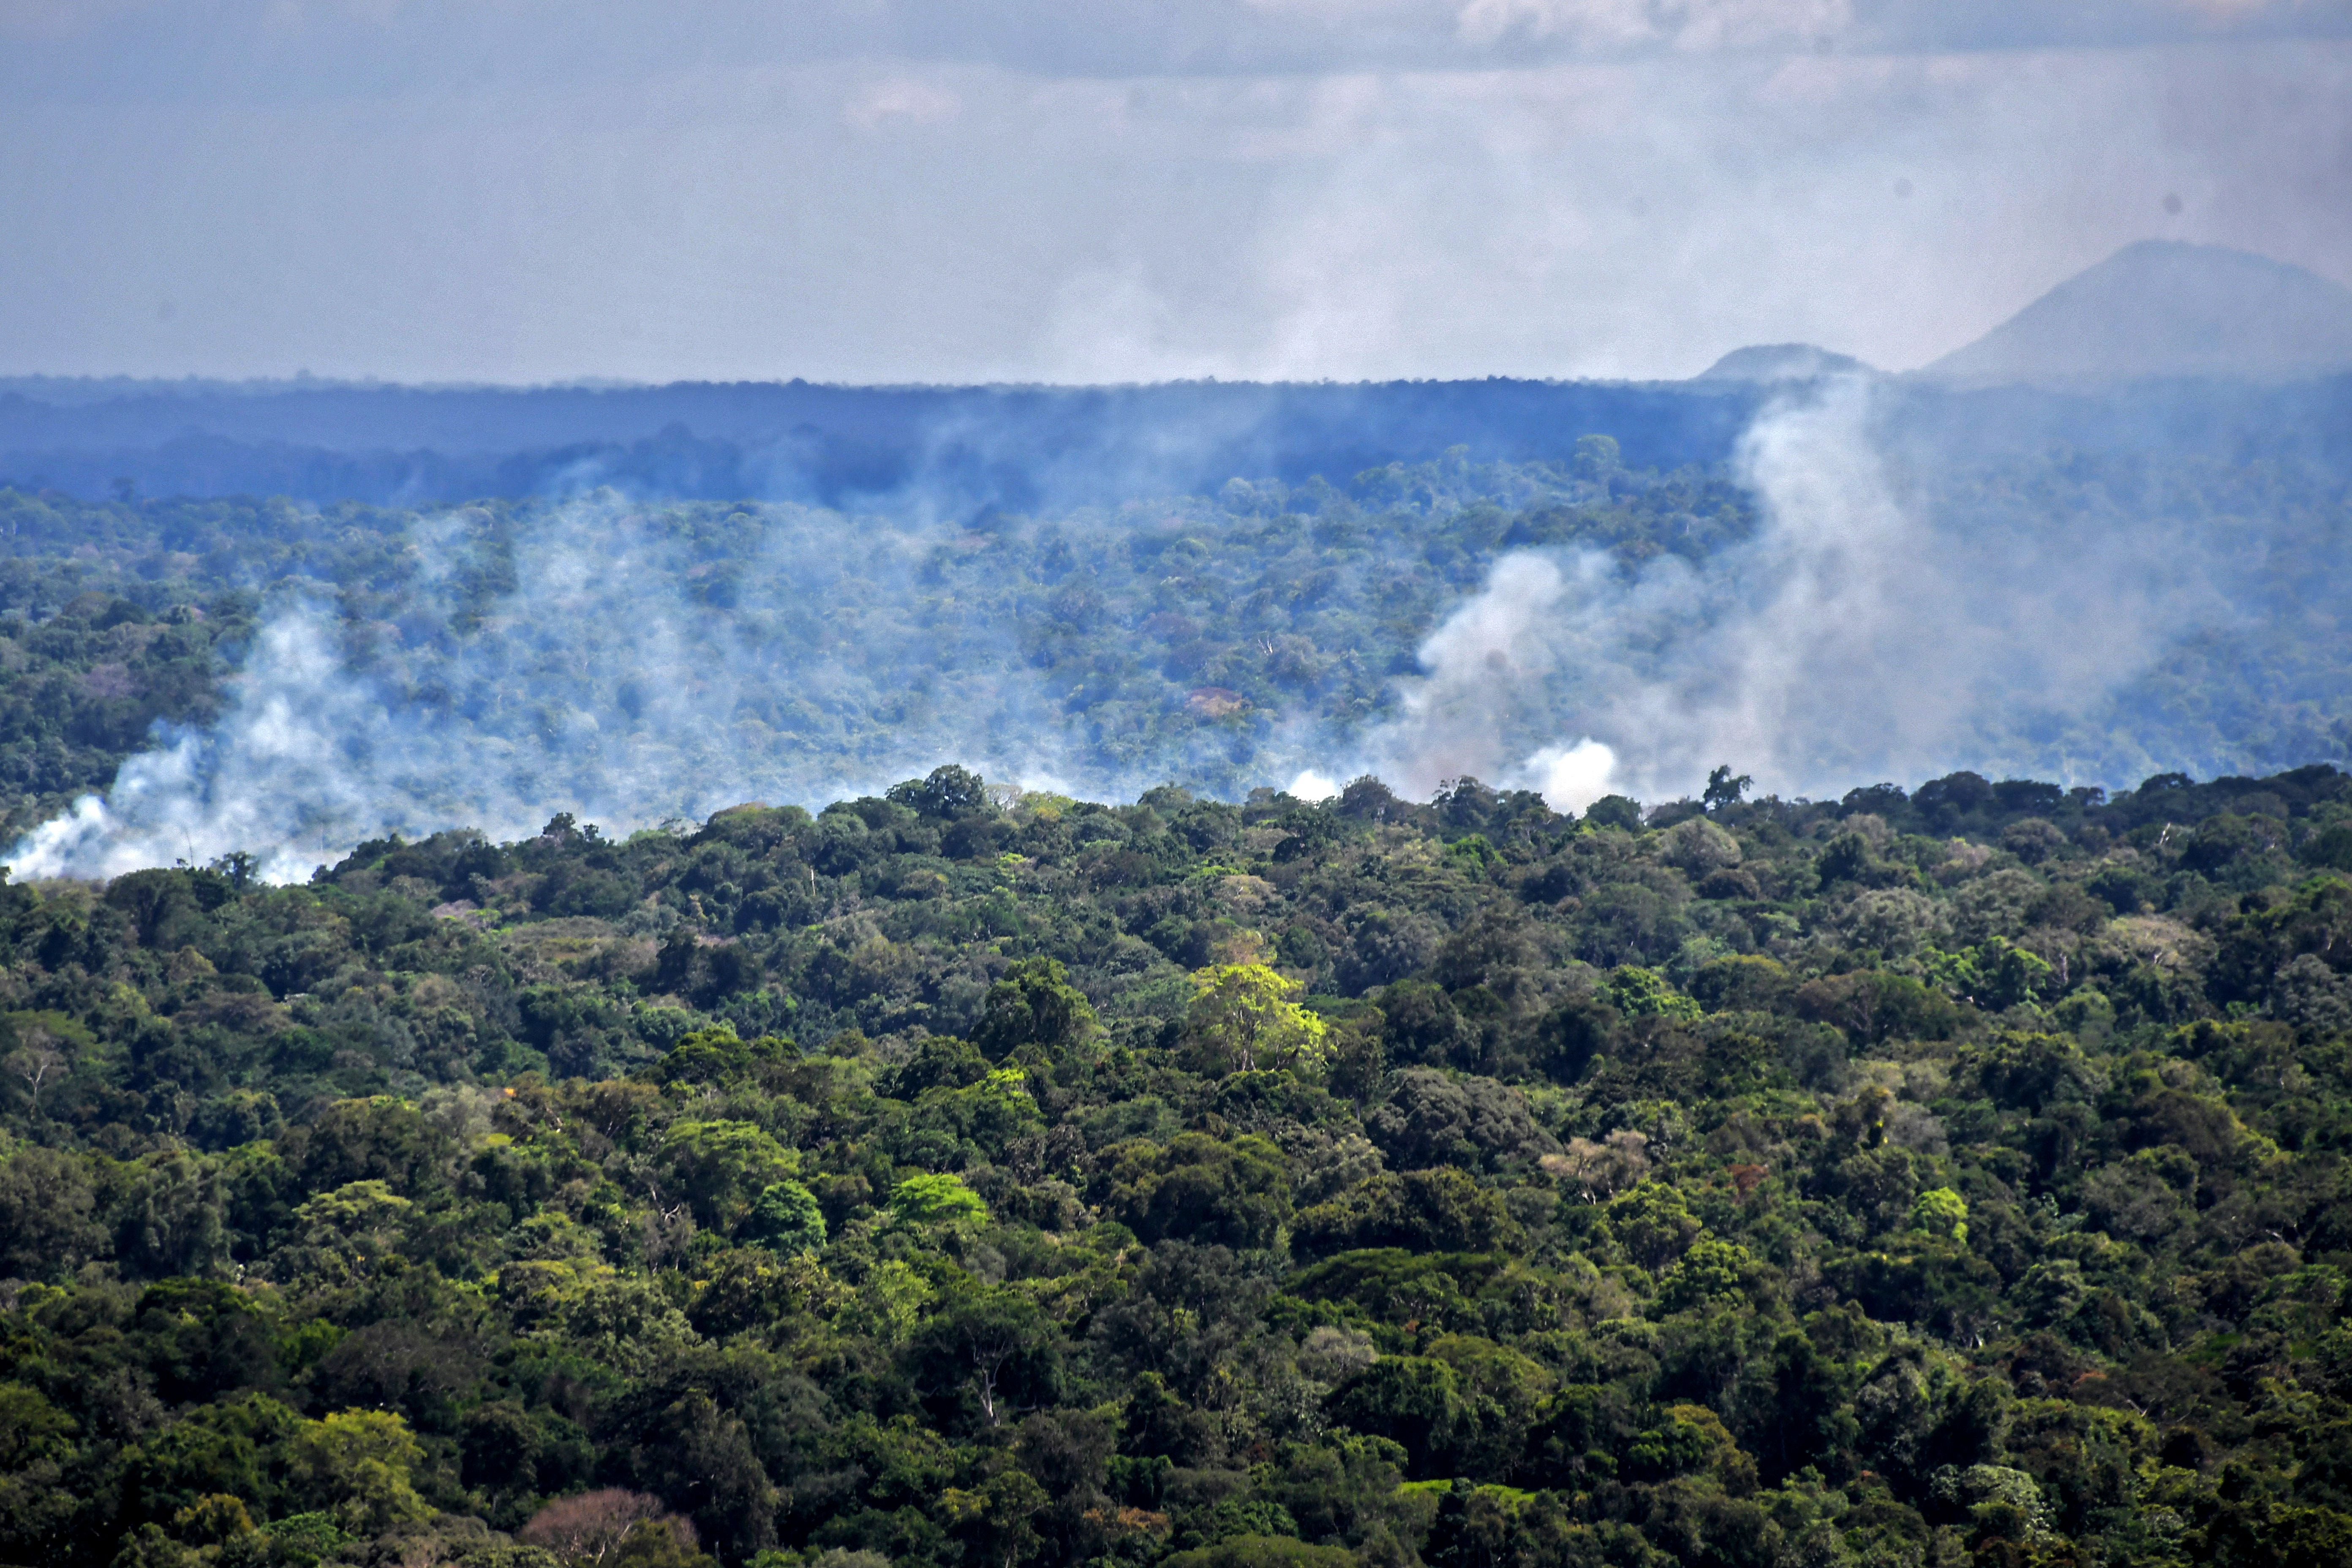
<box><xmin>1</xmin><ymin>0</ymin><xmax>2347</xmax><ymax>384</ymax></box>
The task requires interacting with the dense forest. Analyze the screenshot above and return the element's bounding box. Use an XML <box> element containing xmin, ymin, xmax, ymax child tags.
<box><xmin>3</xmin><ymin>433</ymin><xmax>2351</xmax><ymax>861</ymax></box>
<box><xmin>0</xmin><ymin>446</ymin><xmax>1740</xmax><ymax>846</ymax></box>
<box><xmin>0</xmin><ymin>377</ymin><xmax>1761</xmax><ymax>509</ymax></box>
<box><xmin>4</xmin><ymin>757</ymin><xmax>2352</xmax><ymax>1568</ymax></box>
<box><xmin>1</xmin><ymin>372</ymin><xmax>2343</xmax><ymax>511</ymax></box>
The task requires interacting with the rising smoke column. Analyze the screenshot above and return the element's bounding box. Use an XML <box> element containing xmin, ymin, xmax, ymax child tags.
<box><xmin>10</xmin><ymin>608</ymin><xmax>406</xmax><ymax>883</ymax></box>
<box><xmin>1611</xmin><ymin>372</ymin><xmax>1944</xmax><ymax>794</ymax></box>
<box><xmin>1369</xmin><ymin>550</ymin><xmax>1570</xmax><ymax>795</ymax></box>
<box><xmin>1364</xmin><ymin>373</ymin><xmax>2237</xmax><ymax>809</ymax></box>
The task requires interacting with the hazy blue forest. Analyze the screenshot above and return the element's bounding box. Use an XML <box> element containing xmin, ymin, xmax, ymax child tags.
<box><xmin>2</xmin><ymin>435</ymin><xmax>2352</xmax><ymax>1568</ymax></box>
<box><xmin>0</xmin><ymin>436</ymin><xmax>2349</xmax><ymax>854</ymax></box>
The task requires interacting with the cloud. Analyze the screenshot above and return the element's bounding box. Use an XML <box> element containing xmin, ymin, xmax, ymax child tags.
<box><xmin>0</xmin><ymin>0</ymin><xmax>136</xmax><ymax>38</ymax></box>
<box><xmin>0</xmin><ymin>2</ymin><xmax>2346</xmax><ymax>384</ymax></box>
<box><xmin>846</xmin><ymin>76</ymin><xmax>964</xmax><ymax>129</ymax></box>
<box><xmin>7</xmin><ymin>1</ymin><xmax>2350</xmax><ymax>95</ymax></box>
<box><xmin>1041</xmin><ymin>265</ymin><xmax>1240</xmax><ymax>382</ymax></box>
<box><xmin>1455</xmin><ymin>0</ymin><xmax>1854</xmax><ymax>52</ymax></box>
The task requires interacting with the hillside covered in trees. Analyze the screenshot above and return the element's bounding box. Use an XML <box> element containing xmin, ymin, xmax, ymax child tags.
<box><xmin>4</xmin><ymin>433</ymin><xmax>2352</xmax><ymax>866</ymax></box>
<box><xmin>0</xmin><ymin>445</ymin><xmax>1729</xmax><ymax>847</ymax></box>
<box><xmin>4</xmin><ymin>760</ymin><xmax>2352</xmax><ymax>1568</ymax></box>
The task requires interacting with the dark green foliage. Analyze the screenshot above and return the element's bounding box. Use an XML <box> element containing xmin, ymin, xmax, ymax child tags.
<box><xmin>889</xmin><ymin>765</ymin><xmax>992</xmax><ymax>822</ymax></box>
<box><xmin>1292</xmin><ymin>1169</ymin><xmax>1519</xmax><ymax>1258</ymax></box>
<box><xmin>1102</xmin><ymin>1132</ymin><xmax>1291</xmax><ymax>1249</ymax></box>
<box><xmin>0</xmin><ymin>761</ymin><xmax>2349</xmax><ymax>1568</ymax></box>
<box><xmin>972</xmin><ymin>958</ymin><xmax>1100</xmax><ymax>1064</ymax></box>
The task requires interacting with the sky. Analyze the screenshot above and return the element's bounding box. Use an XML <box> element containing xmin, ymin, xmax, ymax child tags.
<box><xmin>1</xmin><ymin>0</ymin><xmax>2347</xmax><ymax>385</ymax></box>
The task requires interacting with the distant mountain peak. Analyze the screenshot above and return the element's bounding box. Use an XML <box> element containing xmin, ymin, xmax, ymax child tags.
<box><xmin>1696</xmin><ymin>343</ymin><xmax>1874</xmax><ymax>383</ymax></box>
<box><xmin>1924</xmin><ymin>240</ymin><xmax>2352</xmax><ymax>385</ymax></box>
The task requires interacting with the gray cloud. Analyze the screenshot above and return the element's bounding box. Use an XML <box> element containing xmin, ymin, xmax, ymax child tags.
<box><xmin>6</xmin><ymin>2</ymin><xmax>2349</xmax><ymax>95</ymax></box>
<box><xmin>0</xmin><ymin>4</ymin><xmax>2345</xmax><ymax>384</ymax></box>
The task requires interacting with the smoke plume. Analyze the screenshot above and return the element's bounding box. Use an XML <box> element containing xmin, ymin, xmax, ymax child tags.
<box><xmin>1367</xmin><ymin>374</ymin><xmax>2254</xmax><ymax>809</ymax></box>
<box><xmin>2</xmin><ymin>374</ymin><xmax>2336</xmax><ymax>882</ymax></box>
<box><xmin>6</xmin><ymin>500</ymin><xmax>1076</xmax><ymax>882</ymax></box>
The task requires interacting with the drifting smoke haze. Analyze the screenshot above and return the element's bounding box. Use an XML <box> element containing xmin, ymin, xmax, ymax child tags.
<box><xmin>1356</xmin><ymin>376</ymin><xmax>2272</xmax><ymax>811</ymax></box>
<box><xmin>9</xmin><ymin>373</ymin><xmax>2341</xmax><ymax>883</ymax></box>
<box><xmin>5</xmin><ymin>502</ymin><xmax>1092</xmax><ymax>882</ymax></box>
<box><xmin>0</xmin><ymin>0</ymin><xmax>2345</xmax><ymax>879</ymax></box>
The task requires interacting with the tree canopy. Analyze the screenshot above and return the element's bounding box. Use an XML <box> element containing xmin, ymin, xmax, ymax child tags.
<box><xmin>0</xmin><ymin>760</ymin><xmax>2350</xmax><ymax>1568</ymax></box>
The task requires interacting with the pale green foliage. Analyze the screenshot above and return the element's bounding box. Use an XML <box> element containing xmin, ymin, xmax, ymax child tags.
<box><xmin>844</xmin><ymin>1258</ymin><xmax>938</xmax><ymax>1343</ymax></box>
<box><xmin>1656</xmin><ymin>1237</ymin><xmax>1763</xmax><ymax>1310</ymax></box>
<box><xmin>1911</xmin><ymin>1186</ymin><xmax>1970</xmax><ymax>1243</ymax></box>
<box><xmin>561</xmin><ymin>1276</ymin><xmax>697</xmax><ymax>1374</ymax></box>
<box><xmin>889</xmin><ymin>1172</ymin><xmax>990</xmax><ymax>1229</ymax></box>
<box><xmin>1604</xmin><ymin>1181</ymin><xmax>1704</xmax><ymax>1273</ymax></box>
<box><xmin>1604</xmin><ymin>966</ymin><xmax>1701</xmax><ymax>1023</ymax></box>
<box><xmin>1658</xmin><ymin>817</ymin><xmax>1741</xmax><ymax>876</ymax></box>
<box><xmin>1931</xmin><ymin>1463</ymin><xmax>2048</xmax><ymax>1539</ymax></box>
<box><xmin>290</xmin><ymin>1410</ymin><xmax>430</xmax><ymax>1533</ymax></box>
<box><xmin>1184</xmin><ymin>964</ymin><xmax>1330</xmax><ymax>1075</ymax></box>
<box><xmin>287</xmin><ymin>1180</ymin><xmax>412</xmax><ymax>1285</ymax></box>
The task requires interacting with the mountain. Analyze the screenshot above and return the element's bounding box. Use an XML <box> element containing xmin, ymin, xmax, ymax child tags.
<box><xmin>1696</xmin><ymin>343</ymin><xmax>1874</xmax><ymax>382</ymax></box>
<box><xmin>1925</xmin><ymin>240</ymin><xmax>2352</xmax><ymax>384</ymax></box>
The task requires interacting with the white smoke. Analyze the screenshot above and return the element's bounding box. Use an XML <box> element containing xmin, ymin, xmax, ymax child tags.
<box><xmin>1378</xmin><ymin>550</ymin><xmax>1571</xmax><ymax>792</ymax></box>
<box><xmin>1522</xmin><ymin>738</ymin><xmax>1621</xmax><ymax>814</ymax></box>
<box><xmin>5</xmin><ymin>499</ymin><xmax>1076</xmax><ymax>882</ymax></box>
<box><xmin>1</xmin><ymin>377</ymin><xmax>2278</xmax><ymax>877</ymax></box>
<box><xmin>12</xmin><ymin>609</ymin><xmax>429</xmax><ymax>883</ymax></box>
<box><xmin>1607</xmin><ymin>373</ymin><xmax>1944</xmax><ymax>792</ymax></box>
<box><xmin>1285</xmin><ymin>769</ymin><xmax>1342</xmax><ymax>801</ymax></box>
<box><xmin>1366</xmin><ymin>374</ymin><xmax>2238</xmax><ymax>808</ymax></box>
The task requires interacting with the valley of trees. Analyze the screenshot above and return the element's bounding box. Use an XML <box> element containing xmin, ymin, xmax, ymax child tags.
<box><xmin>4</xmin><ymin>760</ymin><xmax>2352</xmax><ymax>1568</ymax></box>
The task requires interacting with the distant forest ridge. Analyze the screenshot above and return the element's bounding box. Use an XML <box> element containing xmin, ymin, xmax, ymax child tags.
<box><xmin>1</xmin><ymin>372</ymin><xmax>2347</xmax><ymax>509</ymax></box>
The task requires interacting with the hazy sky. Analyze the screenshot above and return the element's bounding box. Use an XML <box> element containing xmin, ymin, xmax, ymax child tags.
<box><xmin>2</xmin><ymin>0</ymin><xmax>2347</xmax><ymax>384</ymax></box>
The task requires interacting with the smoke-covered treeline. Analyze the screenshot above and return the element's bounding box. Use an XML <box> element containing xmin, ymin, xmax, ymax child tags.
<box><xmin>1375</xmin><ymin>382</ymin><xmax>2352</xmax><ymax>806</ymax></box>
<box><xmin>0</xmin><ymin>443</ymin><xmax>1728</xmax><ymax>873</ymax></box>
<box><xmin>3</xmin><ymin>380</ymin><xmax>2350</xmax><ymax>885</ymax></box>
<box><xmin>1</xmin><ymin>760</ymin><xmax>2350</xmax><ymax>1568</ymax></box>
